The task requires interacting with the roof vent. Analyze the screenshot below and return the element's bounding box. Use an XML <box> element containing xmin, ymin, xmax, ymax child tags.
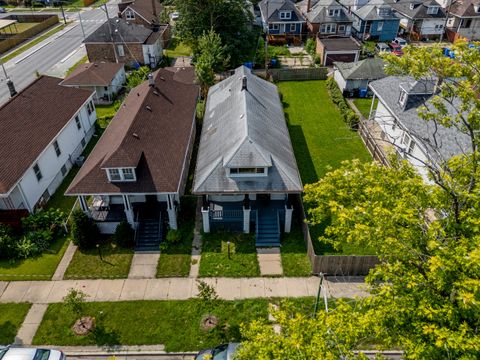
<box><xmin>160</xmin><ymin>76</ymin><xmax>166</xmax><ymax>81</ymax></box>
<box><xmin>148</xmin><ymin>73</ymin><xmax>154</xmax><ymax>87</ymax></box>
<box><xmin>153</xmin><ymin>90</ymin><xmax>159</xmax><ymax>96</ymax></box>
<box><xmin>146</xmin><ymin>105</ymin><xmax>152</xmax><ymax>111</ymax></box>
<box><xmin>132</xmin><ymin>133</ymin><xmax>140</xmax><ymax>139</ymax></box>
<box><xmin>242</xmin><ymin>76</ymin><xmax>247</xmax><ymax>91</ymax></box>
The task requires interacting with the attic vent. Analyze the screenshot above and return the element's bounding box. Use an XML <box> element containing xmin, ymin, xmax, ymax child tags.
<box><xmin>153</xmin><ymin>90</ymin><xmax>159</xmax><ymax>96</ymax></box>
<box><xmin>133</xmin><ymin>133</ymin><xmax>140</xmax><ymax>139</ymax></box>
<box><xmin>160</xmin><ymin>76</ymin><xmax>166</xmax><ymax>81</ymax></box>
<box><xmin>146</xmin><ymin>105</ymin><xmax>152</xmax><ymax>111</ymax></box>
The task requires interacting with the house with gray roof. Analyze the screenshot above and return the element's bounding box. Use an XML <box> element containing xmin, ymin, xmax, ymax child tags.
<box><xmin>296</xmin><ymin>0</ymin><xmax>353</xmax><ymax>37</ymax></box>
<box><xmin>388</xmin><ymin>0</ymin><xmax>446</xmax><ymax>40</ymax></box>
<box><xmin>193</xmin><ymin>66</ymin><xmax>303</xmax><ymax>247</ymax></box>
<box><xmin>350</xmin><ymin>0</ymin><xmax>400</xmax><ymax>41</ymax></box>
<box><xmin>333</xmin><ymin>58</ymin><xmax>386</xmax><ymax>94</ymax></box>
<box><xmin>368</xmin><ymin>76</ymin><xmax>471</xmax><ymax>182</ymax></box>
<box><xmin>259</xmin><ymin>0</ymin><xmax>306</xmax><ymax>44</ymax></box>
<box><xmin>440</xmin><ymin>0</ymin><xmax>480</xmax><ymax>41</ymax></box>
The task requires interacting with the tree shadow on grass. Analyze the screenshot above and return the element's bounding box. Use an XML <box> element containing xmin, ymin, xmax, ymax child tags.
<box><xmin>0</xmin><ymin>321</ymin><xmax>17</xmax><ymax>344</ymax></box>
<box><xmin>93</xmin><ymin>325</ymin><xmax>121</xmax><ymax>347</ymax></box>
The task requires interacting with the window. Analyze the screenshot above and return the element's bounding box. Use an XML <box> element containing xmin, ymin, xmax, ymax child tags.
<box><xmin>426</xmin><ymin>6</ymin><xmax>439</xmax><ymax>15</ymax></box>
<box><xmin>338</xmin><ymin>24</ymin><xmax>346</xmax><ymax>32</ymax></box>
<box><xmin>122</xmin><ymin>168</ymin><xmax>135</xmax><ymax>180</ymax></box>
<box><xmin>279</xmin><ymin>11</ymin><xmax>291</xmax><ymax>19</ymax></box>
<box><xmin>87</xmin><ymin>101</ymin><xmax>94</xmax><ymax>115</ymax></box>
<box><xmin>33</xmin><ymin>163</ymin><xmax>42</xmax><ymax>181</ymax></box>
<box><xmin>61</xmin><ymin>165</ymin><xmax>67</xmax><ymax>176</ymax></box>
<box><xmin>321</xmin><ymin>23</ymin><xmax>337</xmax><ymax>33</ymax></box>
<box><xmin>290</xmin><ymin>23</ymin><xmax>296</xmax><ymax>31</ymax></box>
<box><xmin>53</xmin><ymin>140</ymin><xmax>61</xmax><ymax>157</ymax></box>
<box><xmin>377</xmin><ymin>21</ymin><xmax>384</xmax><ymax>31</ymax></box>
<box><xmin>461</xmin><ymin>19</ymin><xmax>472</xmax><ymax>28</ymax></box>
<box><xmin>75</xmin><ymin>115</ymin><xmax>81</xmax><ymax>130</ymax></box>
<box><xmin>117</xmin><ymin>45</ymin><xmax>125</xmax><ymax>57</ymax></box>
<box><xmin>108</xmin><ymin>168</ymin><xmax>121</xmax><ymax>181</ymax></box>
<box><xmin>392</xmin><ymin>119</ymin><xmax>397</xmax><ymax>131</ymax></box>
<box><xmin>125</xmin><ymin>10</ymin><xmax>135</xmax><ymax>20</ymax></box>
<box><xmin>378</xmin><ymin>7</ymin><xmax>390</xmax><ymax>16</ymax></box>
<box><xmin>230</xmin><ymin>167</ymin><xmax>267</xmax><ymax>176</ymax></box>
<box><xmin>104</xmin><ymin>86</ymin><xmax>108</xmax><ymax>91</ymax></box>
<box><xmin>399</xmin><ymin>90</ymin><xmax>407</xmax><ymax>107</ymax></box>
<box><xmin>328</xmin><ymin>9</ymin><xmax>340</xmax><ymax>16</ymax></box>
<box><xmin>273</xmin><ymin>24</ymin><xmax>279</xmax><ymax>30</ymax></box>
<box><xmin>81</xmin><ymin>138</ymin><xmax>86</xmax><ymax>148</ymax></box>
<box><xmin>435</xmin><ymin>24</ymin><xmax>444</xmax><ymax>30</ymax></box>
<box><xmin>401</xmin><ymin>132</ymin><xmax>415</xmax><ymax>154</ymax></box>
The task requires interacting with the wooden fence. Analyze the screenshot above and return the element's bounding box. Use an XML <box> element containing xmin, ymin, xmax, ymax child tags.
<box><xmin>0</xmin><ymin>15</ymin><xmax>59</xmax><ymax>55</ymax></box>
<box><xmin>358</xmin><ymin>119</ymin><xmax>390</xmax><ymax>167</ymax></box>
<box><xmin>293</xmin><ymin>195</ymin><xmax>380</xmax><ymax>276</ymax></box>
<box><xmin>264</xmin><ymin>67</ymin><xmax>328</xmax><ymax>82</ymax></box>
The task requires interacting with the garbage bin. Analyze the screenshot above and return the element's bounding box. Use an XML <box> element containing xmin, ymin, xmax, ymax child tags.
<box><xmin>359</xmin><ymin>88</ymin><xmax>368</xmax><ymax>98</ymax></box>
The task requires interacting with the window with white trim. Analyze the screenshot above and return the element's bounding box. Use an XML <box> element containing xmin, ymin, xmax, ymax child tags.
<box><xmin>122</xmin><ymin>168</ymin><xmax>135</xmax><ymax>180</ymax></box>
<box><xmin>75</xmin><ymin>115</ymin><xmax>81</xmax><ymax>130</ymax></box>
<box><xmin>87</xmin><ymin>101</ymin><xmax>94</xmax><ymax>115</ymax></box>
<box><xmin>290</xmin><ymin>23</ymin><xmax>296</xmax><ymax>31</ymax></box>
<box><xmin>33</xmin><ymin>163</ymin><xmax>42</xmax><ymax>182</ymax></box>
<box><xmin>279</xmin><ymin>11</ymin><xmax>291</xmax><ymax>19</ymax></box>
<box><xmin>107</xmin><ymin>168</ymin><xmax>136</xmax><ymax>182</ymax></box>
<box><xmin>320</xmin><ymin>23</ymin><xmax>337</xmax><ymax>34</ymax></box>
<box><xmin>328</xmin><ymin>9</ymin><xmax>340</xmax><ymax>16</ymax></box>
<box><xmin>377</xmin><ymin>21</ymin><xmax>384</xmax><ymax>31</ymax></box>
<box><xmin>426</xmin><ymin>6</ymin><xmax>439</xmax><ymax>15</ymax></box>
<box><xmin>117</xmin><ymin>45</ymin><xmax>125</xmax><ymax>57</ymax></box>
<box><xmin>435</xmin><ymin>24</ymin><xmax>444</xmax><ymax>30</ymax></box>
<box><xmin>61</xmin><ymin>165</ymin><xmax>67</xmax><ymax>176</ymax></box>
<box><xmin>338</xmin><ymin>24</ymin><xmax>346</xmax><ymax>32</ymax></box>
<box><xmin>401</xmin><ymin>132</ymin><xmax>415</xmax><ymax>154</ymax></box>
<box><xmin>125</xmin><ymin>10</ymin><xmax>135</xmax><ymax>20</ymax></box>
<box><xmin>229</xmin><ymin>167</ymin><xmax>267</xmax><ymax>176</ymax></box>
<box><xmin>399</xmin><ymin>90</ymin><xmax>408</xmax><ymax>107</ymax></box>
<box><xmin>53</xmin><ymin>140</ymin><xmax>61</xmax><ymax>157</ymax></box>
<box><xmin>108</xmin><ymin>168</ymin><xmax>121</xmax><ymax>181</ymax></box>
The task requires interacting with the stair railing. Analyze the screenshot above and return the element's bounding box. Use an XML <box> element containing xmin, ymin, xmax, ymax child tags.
<box><xmin>158</xmin><ymin>211</ymin><xmax>162</xmax><ymax>241</ymax></box>
<box><xmin>134</xmin><ymin>211</ymin><xmax>140</xmax><ymax>247</ymax></box>
<box><xmin>277</xmin><ymin>210</ymin><xmax>281</xmax><ymax>237</ymax></box>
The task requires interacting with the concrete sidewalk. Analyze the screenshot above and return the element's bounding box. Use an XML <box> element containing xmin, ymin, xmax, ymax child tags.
<box><xmin>0</xmin><ymin>277</ymin><xmax>368</xmax><ymax>304</ymax></box>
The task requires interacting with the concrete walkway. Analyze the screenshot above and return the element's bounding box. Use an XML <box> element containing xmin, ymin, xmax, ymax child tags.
<box><xmin>0</xmin><ymin>277</ymin><xmax>368</xmax><ymax>304</ymax></box>
<box><xmin>257</xmin><ymin>248</ymin><xmax>283</xmax><ymax>276</ymax></box>
<box><xmin>128</xmin><ymin>253</ymin><xmax>160</xmax><ymax>279</ymax></box>
<box><xmin>52</xmin><ymin>242</ymin><xmax>77</xmax><ymax>281</ymax></box>
<box><xmin>14</xmin><ymin>303</ymin><xmax>48</xmax><ymax>345</ymax></box>
<box><xmin>189</xmin><ymin>201</ymin><xmax>202</xmax><ymax>278</ymax></box>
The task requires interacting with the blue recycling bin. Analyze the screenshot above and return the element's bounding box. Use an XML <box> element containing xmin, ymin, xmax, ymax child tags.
<box><xmin>270</xmin><ymin>58</ymin><xmax>278</xmax><ymax>67</ymax></box>
<box><xmin>359</xmin><ymin>88</ymin><xmax>368</xmax><ymax>98</ymax></box>
<box><xmin>442</xmin><ymin>47</ymin><xmax>450</xmax><ymax>56</ymax></box>
<box><xmin>244</xmin><ymin>62</ymin><xmax>253</xmax><ymax>69</ymax></box>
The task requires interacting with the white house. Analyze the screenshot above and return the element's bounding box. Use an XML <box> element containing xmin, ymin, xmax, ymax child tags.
<box><xmin>66</xmin><ymin>67</ymin><xmax>199</xmax><ymax>252</ymax></box>
<box><xmin>0</xmin><ymin>76</ymin><xmax>96</xmax><ymax>213</ymax></box>
<box><xmin>333</xmin><ymin>58</ymin><xmax>386</xmax><ymax>95</ymax></box>
<box><xmin>368</xmin><ymin>76</ymin><xmax>471</xmax><ymax>182</ymax></box>
<box><xmin>61</xmin><ymin>62</ymin><xmax>126</xmax><ymax>104</ymax></box>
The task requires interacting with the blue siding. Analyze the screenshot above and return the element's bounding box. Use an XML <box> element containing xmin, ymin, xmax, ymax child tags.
<box><xmin>267</xmin><ymin>22</ymin><xmax>302</xmax><ymax>35</ymax></box>
<box><xmin>354</xmin><ymin>18</ymin><xmax>400</xmax><ymax>41</ymax></box>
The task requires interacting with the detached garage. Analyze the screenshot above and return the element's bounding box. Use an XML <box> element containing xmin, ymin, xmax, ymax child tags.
<box><xmin>315</xmin><ymin>37</ymin><xmax>361</xmax><ymax>66</ymax></box>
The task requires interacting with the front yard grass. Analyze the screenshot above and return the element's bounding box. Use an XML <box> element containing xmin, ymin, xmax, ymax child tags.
<box><xmin>0</xmin><ymin>236</ymin><xmax>69</xmax><ymax>281</ymax></box>
<box><xmin>64</xmin><ymin>239</ymin><xmax>133</xmax><ymax>279</ymax></box>
<box><xmin>281</xmin><ymin>227</ymin><xmax>312</xmax><ymax>277</ymax></box>
<box><xmin>0</xmin><ymin>303</ymin><xmax>32</xmax><ymax>344</ymax></box>
<box><xmin>156</xmin><ymin>196</ymin><xmax>196</xmax><ymax>277</ymax></box>
<box><xmin>199</xmin><ymin>232</ymin><xmax>260</xmax><ymax>277</ymax></box>
<box><xmin>33</xmin><ymin>299</ymin><xmax>269</xmax><ymax>351</ymax></box>
<box><xmin>353</xmin><ymin>97</ymin><xmax>378</xmax><ymax>119</ymax></box>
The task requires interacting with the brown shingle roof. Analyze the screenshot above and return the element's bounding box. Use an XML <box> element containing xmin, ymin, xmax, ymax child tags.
<box><xmin>0</xmin><ymin>76</ymin><xmax>93</xmax><ymax>194</ymax></box>
<box><xmin>450</xmin><ymin>0</ymin><xmax>480</xmax><ymax>18</ymax></box>
<box><xmin>121</xmin><ymin>0</ymin><xmax>163</xmax><ymax>24</ymax></box>
<box><xmin>61</xmin><ymin>62</ymin><xmax>125</xmax><ymax>87</ymax></box>
<box><xmin>66</xmin><ymin>67</ymin><xmax>199</xmax><ymax>195</ymax></box>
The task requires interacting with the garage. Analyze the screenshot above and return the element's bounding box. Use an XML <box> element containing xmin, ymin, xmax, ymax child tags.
<box><xmin>316</xmin><ymin>37</ymin><xmax>361</xmax><ymax>66</ymax></box>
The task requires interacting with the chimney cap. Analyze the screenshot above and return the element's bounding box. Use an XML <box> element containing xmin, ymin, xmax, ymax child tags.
<box><xmin>241</xmin><ymin>75</ymin><xmax>247</xmax><ymax>91</ymax></box>
<box><xmin>148</xmin><ymin>73</ymin><xmax>155</xmax><ymax>87</ymax></box>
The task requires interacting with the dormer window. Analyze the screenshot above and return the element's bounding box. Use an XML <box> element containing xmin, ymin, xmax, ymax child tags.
<box><xmin>426</xmin><ymin>6</ymin><xmax>439</xmax><ymax>15</ymax></box>
<box><xmin>401</xmin><ymin>132</ymin><xmax>415</xmax><ymax>154</ymax></box>
<box><xmin>399</xmin><ymin>89</ymin><xmax>408</xmax><ymax>107</ymax></box>
<box><xmin>474</xmin><ymin>4</ymin><xmax>480</xmax><ymax>13</ymax></box>
<box><xmin>279</xmin><ymin>11</ymin><xmax>291</xmax><ymax>19</ymax></box>
<box><xmin>377</xmin><ymin>7</ymin><xmax>390</xmax><ymax>16</ymax></box>
<box><xmin>107</xmin><ymin>168</ymin><xmax>136</xmax><ymax>182</ymax></box>
<box><xmin>229</xmin><ymin>167</ymin><xmax>267</xmax><ymax>176</ymax></box>
<box><xmin>125</xmin><ymin>10</ymin><xmax>135</xmax><ymax>20</ymax></box>
<box><xmin>328</xmin><ymin>8</ymin><xmax>341</xmax><ymax>16</ymax></box>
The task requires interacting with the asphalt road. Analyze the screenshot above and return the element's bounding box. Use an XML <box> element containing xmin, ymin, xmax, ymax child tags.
<box><xmin>0</xmin><ymin>3</ymin><xmax>118</xmax><ymax>104</ymax></box>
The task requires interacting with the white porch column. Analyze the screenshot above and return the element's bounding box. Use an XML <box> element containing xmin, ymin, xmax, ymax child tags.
<box><xmin>201</xmin><ymin>207</ymin><xmax>210</xmax><ymax>233</ymax></box>
<box><xmin>243</xmin><ymin>206</ymin><xmax>251</xmax><ymax>233</ymax></box>
<box><xmin>79</xmin><ymin>196</ymin><xmax>89</xmax><ymax>214</ymax></box>
<box><xmin>368</xmin><ymin>93</ymin><xmax>376</xmax><ymax>120</ymax></box>
<box><xmin>167</xmin><ymin>194</ymin><xmax>178</xmax><ymax>230</ymax></box>
<box><xmin>122</xmin><ymin>195</ymin><xmax>134</xmax><ymax>226</ymax></box>
<box><xmin>284</xmin><ymin>205</ymin><xmax>293</xmax><ymax>233</ymax></box>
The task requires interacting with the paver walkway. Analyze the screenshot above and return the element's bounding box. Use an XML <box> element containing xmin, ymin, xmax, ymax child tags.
<box><xmin>128</xmin><ymin>253</ymin><xmax>160</xmax><ymax>279</ymax></box>
<box><xmin>189</xmin><ymin>201</ymin><xmax>202</xmax><ymax>278</ymax></box>
<box><xmin>257</xmin><ymin>248</ymin><xmax>283</xmax><ymax>276</ymax></box>
<box><xmin>14</xmin><ymin>303</ymin><xmax>48</xmax><ymax>345</ymax></box>
<box><xmin>52</xmin><ymin>242</ymin><xmax>77</xmax><ymax>281</ymax></box>
<box><xmin>0</xmin><ymin>276</ymin><xmax>368</xmax><ymax>304</ymax></box>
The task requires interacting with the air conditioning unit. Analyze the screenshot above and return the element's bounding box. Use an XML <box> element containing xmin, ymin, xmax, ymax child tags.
<box><xmin>75</xmin><ymin>156</ymin><xmax>85</xmax><ymax>167</ymax></box>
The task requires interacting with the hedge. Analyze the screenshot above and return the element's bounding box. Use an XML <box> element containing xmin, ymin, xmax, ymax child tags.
<box><xmin>326</xmin><ymin>77</ymin><xmax>360</xmax><ymax>129</ymax></box>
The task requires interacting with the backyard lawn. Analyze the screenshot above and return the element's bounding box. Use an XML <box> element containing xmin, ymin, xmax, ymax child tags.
<box><xmin>0</xmin><ymin>303</ymin><xmax>31</xmax><ymax>344</ymax></box>
<box><xmin>353</xmin><ymin>98</ymin><xmax>378</xmax><ymax>119</ymax></box>
<box><xmin>64</xmin><ymin>240</ymin><xmax>133</xmax><ymax>279</ymax></box>
<box><xmin>0</xmin><ymin>236</ymin><xmax>69</xmax><ymax>281</ymax></box>
<box><xmin>33</xmin><ymin>299</ymin><xmax>270</xmax><ymax>351</ymax></box>
<box><xmin>280</xmin><ymin>227</ymin><xmax>312</xmax><ymax>277</ymax></box>
<box><xmin>164</xmin><ymin>39</ymin><xmax>192</xmax><ymax>58</ymax></box>
<box><xmin>199</xmin><ymin>232</ymin><xmax>260</xmax><ymax>277</ymax></box>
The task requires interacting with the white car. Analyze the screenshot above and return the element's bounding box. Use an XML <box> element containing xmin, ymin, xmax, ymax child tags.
<box><xmin>0</xmin><ymin>347</ymin><xmax>65</xmax><ymax>360</ymax></box>
<box><xmin>392</xmin><ymin>37</ymin><xmax>408</xmax><ymax>48</ymax></box>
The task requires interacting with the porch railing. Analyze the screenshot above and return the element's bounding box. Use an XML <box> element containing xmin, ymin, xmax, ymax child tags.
<box><xmin>209</xmin><ymin>209</ymin><xmax>243</xmax><ymax>221</ymax></box>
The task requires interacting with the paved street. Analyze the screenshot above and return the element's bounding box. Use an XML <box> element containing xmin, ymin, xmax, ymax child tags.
<box><xmin>0</xmin><ymin>3</ymin><xmax>118</xmax><ymax>104</ymax></box>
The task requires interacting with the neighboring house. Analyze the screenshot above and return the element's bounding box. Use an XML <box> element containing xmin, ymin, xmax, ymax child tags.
<box><xmin>193</xmin><ymin>66</ymin><xmax>303</xmax><ymax>247</ymax></box>
<box><xmin>441</xmin><ymin>0</ymin><xmax>480</xmax><ymax>41</ymax></box>
<box><xmin>0</xmin><ymin>76</ymin><xmax>96</xmax><ymax>214</ymax></box>
<box><xmin>61</xmin><ymin>62</ymin><xmax>126</xmax><ymax>104</ymax></box>
<box><xmin>368</xmin><ymin>76</ymin><xmax>470</xmax><ymax>182</ymax></box>
<box><xmin>316</xmin><ymin>36</ymin><xmax>361</xmax><ymax>65</ymax></box>
<box><xmin>118</xmin><ymin>0</ymin><xmax>163</xmax><ymax>28</ymax></box>
<box><xmin>350</xmin><ymin>0</ymin><xmax>401</xmax><ymax>41</ymax></box>
<box><xmin>84</xmin><ymin>18</ymin><xmax>167</xmax><ymax>68</ymax></box>
<box><xmin>296</xmin><ymin>0</ymin><xmax>353</xmax><ymax>37</ymax></box>
<box><xmin>334</xmin><ymin>58</ymin><xmax>386</xmax><ymax>95</ymax></box>
<box><xmin>389</xmin><ymin>0</ymin><xmax>446</xmax><ymax>40</ymax></box>
<box><xmin>259</xmin><ymin>0</ymin><xmax>306</xmax><ymax>44</ymax></box>
<box><xmin>66</xmin><ymin>67</ymin><xmax>199</xmax><ymax>251</ymax></box>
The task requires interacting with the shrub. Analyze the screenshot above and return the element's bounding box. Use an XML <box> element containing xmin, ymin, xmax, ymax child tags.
<box><xmin>0</xmin><ymin>225</ymin><xmax>17</xmax><ymax>259</ymax></box>
<box><xmin>22</xmin><ymin>208</ymin><xmax>65</xmax><ymax>238</ymax></box>
<box><xmin>114</xmin><ymin>220</ymin><xmax>134</xmax><ymax>248</ymax></box>
<box><xmin>305</xmin><ymin>38</ymin><xmax>316</xmax><ymax>57</ymax></box>
<box><xmin>71</xmin><ymin>210</ymin><xmax>99</xmax><ymax>250</ymax></box>
<box><xmin>326</xmin><ymin>77</ymin><xmax>360</xmax><ymax>129</ymax></box>
<box><xmin>15</xmin><ymin>237</ymin><xmax>40</xmax><ymax>259</ymax></box>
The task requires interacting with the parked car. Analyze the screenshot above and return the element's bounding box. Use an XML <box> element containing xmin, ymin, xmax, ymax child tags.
<box><xmin>0</xmin><ymin>7</ymin><xmax>6</xmax><ymax>13</ymax></box>
<box><xmin>0</xmin><ymin>347</ymin><xmax>65</xmax><ymax>360</ymax></box>
<box><xmin>392</xmin><ymin>37</ymin><xmax>407</xmax><ymax>48</ymax></box>
<box><xmin>375</xmin><ymin>42</ymin><xmax>391</xmax><ymax>53</ymax></box>
<box><xmin>195</xmin><ymin>343</ymin><xmax>241</xmax><ymax>360</ymax></box>
<box><xmin>388</xmin><ymin>43</ymin><xmax>403</xmax><ymax>56</ymax></box>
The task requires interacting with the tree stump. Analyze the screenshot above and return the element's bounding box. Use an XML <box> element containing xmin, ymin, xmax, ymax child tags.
<box><xmin>72</xmin><ymin>316</ymin><xmax>95</xmax><ymax>336</ymax></box>
<box><xmin>201</xmin><ymin>314</ymin><xmax>219</xmax><ymax>331</ymax></box>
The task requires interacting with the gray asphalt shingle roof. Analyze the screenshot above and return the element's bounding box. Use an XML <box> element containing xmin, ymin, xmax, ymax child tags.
<box><xmin>388</xmin><ymin>0</ymin><xmax>446</xmax><ymax>19</ymax></box>
<box><xmin>335</xmin><ymin>58</ymin><xmax>386</xmax><ymax>80</ymax></box>
<box><xmin>369</xmin><ymin>76</ymin><xmax>471</xmax><ymax>163</ymax></box>
<box><xmin>259</xmin><ymin>0</ymin><xmax>305</xmax><ymax>22</ymax></box>
<box><xmin>297</xmin><ymin>0</ymin><xmax>352</xmax><ymax>23</ymax></box>
<box><xmin>354</xmin><ymin>0</ymin><xmax>399</xmax><ymax>20</ymax></box>
<box><xmin>193</xmin><ymin>66</ymin><xmax>303</xmax><ymax>195</ymax></box>
<box><xmin>84</xmin><ymin>18</ymin><xmax>152</xmax><ymax>44</ymax></box>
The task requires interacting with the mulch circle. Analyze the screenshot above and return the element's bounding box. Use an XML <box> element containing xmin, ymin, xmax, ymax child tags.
<box><xmin>201</xmin><ymin>314</ymin><xmax>219</xmax><ymax>330</ymax></box>
<box><xmin>72</xmin><ymin>316</ymin><xmax>95</xmax><ymax>336</ymax></box>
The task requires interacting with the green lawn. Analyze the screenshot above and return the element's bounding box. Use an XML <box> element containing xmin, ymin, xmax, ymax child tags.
<box><xmin>164</xmin><ymin>38</ymin><xmax>192</xmax><ymax>58</ymax></box>
<box><xmin>11</xmin><ymin>23</ymin><xmax>38</xmax><ymax>33</ymax></box>
<box><xmin>199</xmin><ymin>232</ymin><xmax>260</xmax><ymax>277</ymax></box>
<box><xmin>64</xmin><ymin>240</ymin><xmax>133</xmax><ymax>279</ymax></box>
<box><xmin>33</xmin><ymin>299</ymin><xmax>269</xmax><ymax>351</ymax></box>
<box><xmin>157</xmin><ymin>196</ymin><xmax>196</xmax><ymax>277</ymax></box>
<box><xmin>353</xmin><ymin>98</ymin><xmax>378</xmax><ymax>119</ymax></box>
<box><xmin>281</xmin><ymin>227</ymin><xmax>312</xmax><ymax>277</ymax></box>
<box><xmin>0</xmin><ymin>303</ymin><xmax>32</xmax><ymax>344</ymax></box>
<box><xmin>0</xmin><ymin>236</ymin><xmax>69</xmax><ymax>281</ymax></box>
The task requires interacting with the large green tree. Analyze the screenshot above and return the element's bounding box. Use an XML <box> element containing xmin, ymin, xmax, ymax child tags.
<box><xmin>240</xmin><ymin>42</ymin><xmax>480</xmax><ymax>359</ymax></box>
<box><xmin>174</xmin><ymin>0</ymin><xmax>256</xmax><ymax>66</ymax></box>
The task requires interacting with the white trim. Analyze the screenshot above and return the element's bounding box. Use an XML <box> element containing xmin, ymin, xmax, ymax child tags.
<box><xmin>105</xmin><ymin>167</ymin><xmax>137</xmax><ymax>182</ymax></box>
<box><xmin>121</xmin><ymin>5</ymin><xmax>151</xmax><ymax>24</ymax></box>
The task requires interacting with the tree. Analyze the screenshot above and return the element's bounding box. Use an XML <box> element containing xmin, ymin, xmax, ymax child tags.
<box><xmin>194</xmin><ymin>30</ymin><xmax>227</xmax><ymax>96</ymax></box>
<box><xmin>174</xmin><ymin>0</ymin><xmax>256</xmax><ymax>66</ymax></box>
<box><xmin>71</xmin><ymin>210</ymin><xmax>99</xmax><ymax>250</ymax></box>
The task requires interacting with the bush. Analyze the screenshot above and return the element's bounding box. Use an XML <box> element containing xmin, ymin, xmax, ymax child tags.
<box><xmin>326</xmin><ymin>77</ymin><xmax>360</xmax><ymax>129</ymax></box>
<box><xmin>22</xmin><ymin>208</ymin><xmax>65</xmax><ymax>238</ymax></box>
<box><xmin>0</xmin><ymin>225</ymin><xmax>17</xmax><ymax>259</ymax></box>
<box><xmin>305</xmin><ymin>38</ymin><xmax>316</xmax><ymax>57</ymax></box>
<box><xmin>71</xmin><ymin>210</ymin><xmax>99</xmax><ymax>250</ymax></box>
<box><xmin>114</xmin><ymin>220</ymin><xmax>134</xmax><ymax>248</ymax></box>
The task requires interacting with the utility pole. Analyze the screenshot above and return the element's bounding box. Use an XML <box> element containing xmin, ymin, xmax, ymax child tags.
<box><xmin>264</xmin><ymin>1</ymin><xmax>269</xmax><ymax>78</ymax></box>
<box><xmin>313</xmin><ymin>272</ymin><xmax>328</xmax><ymax>317</ymax></box>
<box><xmin>59</xmin><ymin>1</ymin><xmax>67</xmax><ymax>25</ymax></box>
<box><xmin>78</xmin><ymin>10</ymin><xmax>86</xmax><ymax>40</ymax></box>
<box><xmin>103</xmin><ymin>3</ymin><xmax>119</xmax><ymax>63</ymax></box>
<box><xmin>439</xmin><ymin>0</ymin><xmax>455</xmax><ymax>43</ymax></box>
